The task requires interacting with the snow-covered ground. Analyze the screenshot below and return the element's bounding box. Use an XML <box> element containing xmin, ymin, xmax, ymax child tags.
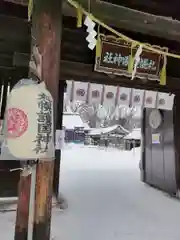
<box><xmin>1</xmin><ymin>144</ymin><xmax>180</xmax><ymax>239</ymax></box>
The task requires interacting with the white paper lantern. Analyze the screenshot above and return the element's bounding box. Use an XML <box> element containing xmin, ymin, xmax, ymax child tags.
<box><xmin>5</xmin><ymin>81</ymin><xmax>54</xmax><ymax>160</ymax></box>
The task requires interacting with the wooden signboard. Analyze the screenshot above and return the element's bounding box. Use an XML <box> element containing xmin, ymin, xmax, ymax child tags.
<box><xmin>94</xmin><ymin>35</ymin><xmax>168</xmax><ymax>80</ymax></box>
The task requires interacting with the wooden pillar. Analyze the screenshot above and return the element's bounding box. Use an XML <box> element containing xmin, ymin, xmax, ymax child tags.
<box><xmin>14</xmin><ymin>0</ymin><xmax>63</xmax><ymax>239</ymax></box>
<box><xmin>14</xmin><ymin>172</ymin><xmax>31</xmax><ymax>240</ymax></box>
<box><xmin>14</xmin><ymin>36</ymin><xmax>31</xmax><ymax>239</ymax></box>
<box><xmin>14</xmin><ymin>59</ymin><xmax>32</xmax><ymax>240</ymax></box>
<box><xmin>32</xmin><ymin>0</ymin><xmax>62</xmax><ymax>239</ymax></box>
<box><xmin>53</xmin><ymin>80</ymin><xmax>64</xmax><ymax>197</ymax></box>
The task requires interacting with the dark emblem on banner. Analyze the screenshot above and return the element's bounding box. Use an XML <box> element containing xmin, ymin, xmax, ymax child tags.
<box><xmin>159</xmin><ymin>98</ymin><xmax>165</xmax><ymax>105</ymax></box>
<box><xmin>106</xmin><ymin>92</ymin><xmax>114</xmax><ymax>99</ymax></box>
<box><xmin>76</xmin><ymin>89</ymin><xmax>85</xmax><ymax>97</ymax></box>
<box><xmin>92</xmin><ymin>90</ymin><xmax>100</xmax><ymax>98</ymax></box>
<box><xmin>134</xmin><ymin>95</ymin><xmax>141</xmax><ymax>103</ymax></box>
<box><xmin>120</xmin><ymin>93</ymin><xmax>127</xmax><ymax>101</ymax></box>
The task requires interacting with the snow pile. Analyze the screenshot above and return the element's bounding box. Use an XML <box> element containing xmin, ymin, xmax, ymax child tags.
<box><xmin>89</xmin><ymin>125</ymin><xmax>129</xmax><ymax>136</ymax></box>
<box><xmin>1</xmin><ymin>144</ymin><xmax>180</xmax><ymax>240</ymax></box>
<box><xmin>124</xmin><ymin>128</ymin><xmax>141</xmax><ymax>140</ymax></box>
<box><xmin>63</xmin><ymin>113</ymin><xmax>89</xmax><ymax>130</ymax></box>
<box><xmin>61</xmin><ymin>143</ymin><xmax>141</xmax><ymax>171</ymax></box>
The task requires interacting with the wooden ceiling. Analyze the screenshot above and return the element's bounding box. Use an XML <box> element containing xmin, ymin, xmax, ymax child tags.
<box><xmin>3</xmin><ymin>0</ymin><xmax>180</xmax><ymax>42</ymax></box>
<box><xmin>101</xmin><ymin>0</ymin><xmax>180</xmax><ymax>19</ymax></box>
<box><xmin>6</xmin><ymin>0</ymin><xmax>180</xmax><ymax>18</ymax></box>
<box><xmin>0</xmin><ymin>1</ymin><xmax>30</xmax><ymax>84</ymax></box>
<box><xmin>1</xmin><ymin>0</ymin><xmax>180</xmax><ymax>93</ymax></box>
<box><xmin>3</xmin><ymin>0</ymin><xmax>28</xmax><ymax>6</ymax></box>
<box><xmin>62</xmin><ymin>0</ymin><xmax>180</xmax><ymax>42</ymax></box>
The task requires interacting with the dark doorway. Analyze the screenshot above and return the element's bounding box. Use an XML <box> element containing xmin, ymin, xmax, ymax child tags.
<box><xmin>0</xmin><ymin>161</ymin><xmax>20</xmax><ymax>197</ymax></box>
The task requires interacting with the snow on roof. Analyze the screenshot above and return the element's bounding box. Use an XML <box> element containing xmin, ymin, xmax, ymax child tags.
<box><xmin>63</xmin><ymin>113</ymin><xmax>90</xmax><ymax>130</ymax></box>
<box><xmin>124</xmin><ymin>128</ymin><xmax>141</xmax><ymax>140</ymax></box>
<box><xmin>89</xmin><ymin>125</ymin><xmax>129</xmax><ymax>136</ymax></box>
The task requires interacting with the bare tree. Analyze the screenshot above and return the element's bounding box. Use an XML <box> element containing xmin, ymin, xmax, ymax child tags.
<box><xmin>63</xmin><ymin>95</ymin><xmax>142</xmax><ymax>130</ymax></box>
<box><xmin>78</xmin><ymin>104</ymin><xmax>104</xmax><ymax>128</ymax></box>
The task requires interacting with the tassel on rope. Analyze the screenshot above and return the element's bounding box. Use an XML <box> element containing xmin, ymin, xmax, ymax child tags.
<box><xmin>77</xmin><ymin>7</ymin><xmax>83</xmax><ymax>28</ymax></box>
<box><xmin>28</xmin><ymin>0</ymin><xmax>33</xmax><ymax>22</ymax></box>
<box><xmin>96</xmin><ymin>26</ymin><xmax>102</xmax><ymax>58</ymax></box>
<box><xmin>128</xmin><ymin>43</ymin><xmax>137</xmax><ymax>74</ymax></box>
<box><xmin>160</xmin><ymin>55</ymin><xmax>167</xmax><ymax>86</ymax></box>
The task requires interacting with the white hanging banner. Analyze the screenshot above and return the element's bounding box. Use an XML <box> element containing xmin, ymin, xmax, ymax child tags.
<box><xmin>117</xmin><ymin>87</ymin><xmax>131</xmax><ymax>106</ymax></box>
<box><xmin>144</xmin><ymin>90</ymin><xmax>157</xmax><ymax>108</ymax></box>
<box><xmin>131</xmin><ymin>89</ymin><xmax>145</xmax><ymax>107</ymax></box>
<box><xmin>157</xmin><ymin>92</ymin><xmax>175</xmax><ymax>110</ymax></box>
<box><xmin>88</xmin><ymin>83</ymin><xmax>103</xmax><ymax>104</ymax></box>
<box><xmin>55</xmin><ymin>129</ymin><xmax>65</xmax><ymax>150</ymax></box>
<box><xmin>102</xmin><ymin>85</ymin><xmax>117</xmax><ymax>107</ymax></box>
<box><xmin>66</xmin><ymin>80</ymin><xmax>72</xmax><ymax>101</ymax></box>
<box><xmin>73</xmin><ymin>81</ymin><xmax>88</xmax><ymax>102</ymax></box>
<box><xmin>5</xmin><ymin>80</ymin><xmax>54</xmax><ymax>160</ymax></box>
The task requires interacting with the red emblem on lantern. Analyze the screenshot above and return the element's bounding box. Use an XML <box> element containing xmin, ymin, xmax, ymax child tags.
<box><xmin>7</xmin><ymin>108</ymin><xmax>28</xmax><ymax>138</ymax></box>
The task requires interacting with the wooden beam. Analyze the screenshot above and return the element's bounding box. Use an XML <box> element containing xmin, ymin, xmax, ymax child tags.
<box><xmin>3</xmin><ymin>0</ymin><xmax>28</xmax><ymax>6</ymax></box>
<box><xmin>0</xmin><ymin>14</ymin><xmax>30</xmax><ymax>42</ymax></box>
<box><xmin>0</xmin><ymin>40</ymin><xmax>30</xmax><ymax>53</ymax></box>
<box><xmin>13</xmin><ymin>52</ymin><xmax>30</xmax><ymax>67</ymax></box>
<box><xmin>6</xmin><ymin>0</ymin><xmax>180</xmax><ymax>42</ymax></box>
<box><xmin>3</xmin><ymin>49</ymin><xmax>180</xmax><ymax>93</ymax></box>
<box><xmin>1</xmin><ymin>0</ymin><xmax>28</xmax><ymax>18</ymax></box>
<box><xmin>63</xmin><ymin>0</ymin><xmax>180</xmax><ymax>42</ymax></box>
<box><xmin>0</xmin><ymin>53</ymin><xmax>13</xmax><ymax>67</ymax></box>
<box><xmin>100</xmin><ymin>0</ymin><xmax>180</xmax><ymax>19</ymax></box>
<box><xmin>5</xmin><ymin>50</ymin><xmax>180</xmax><ymax>92</ymax></box>
<box><xmin>60</xmin><ymin>60</ymin><xmax>180</xmax><ymax>93</ymax></box>
<box><xmin>4</xmin><ymin>44</ymin><xmax>180</xmax><ymax>92</ymax></box>
<box><xmin>0</xmin><ymin>52</ymin><xmax>29</xmax><ymax>68</ymax></box>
